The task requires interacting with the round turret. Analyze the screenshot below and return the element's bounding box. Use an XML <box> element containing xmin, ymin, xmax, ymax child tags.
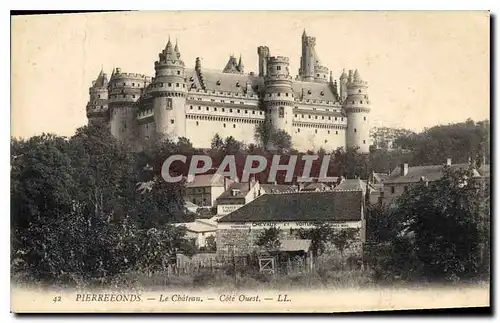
<box><xmin>108</xmin><ymin>68</ymin><xmax>148</xmax><ymax>144</ymax></box>
<box><xmin>150</xmin><ymin>39</ymin><xmax>187</xmax><ymax>140</ymax></box>
<box><xmin>86</xmin><ymin>70</ymin><xmax>109</xmax><ymax>125</ymax></box>
<box><xmin>264</xmin><ymin>56</ymin><xmax>294</xmax><ymax>143</ymax></box>
<box><xmin>343</xmin><ymin>69</ymin><xmax>371</xmax><ymax>153</ymax></box>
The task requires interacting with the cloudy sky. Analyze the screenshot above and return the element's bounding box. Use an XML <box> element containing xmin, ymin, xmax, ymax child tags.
<box><xmin>11</xmin><ymin>11</ymin><xmax>489</xmax><ymax>138</ymax></box>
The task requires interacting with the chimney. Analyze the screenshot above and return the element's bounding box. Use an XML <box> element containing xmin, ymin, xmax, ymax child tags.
<box><xmin>446</xmin><ymin>158</ymin><xmax>452</xmax><ymax>166</ymax></box>
<box><xmin>400</xmin><ymin>163</ymin><xmax>409</xmax><ymax>176</ymax></box>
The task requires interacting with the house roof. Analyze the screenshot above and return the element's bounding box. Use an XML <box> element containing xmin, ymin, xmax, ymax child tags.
<box><xmin>292</xmin><ymin>80</ymin><xmax>338</xmax><ymax>103</ymax></box>
<box><xmin>216</xmin><ymin>181</ymin><xmax>255</xmax><ymax>201</ymax></box>
<box><xmin>372</xmin><ymin>172</ymin><xmax>389</xmax><ymax>183</ymax></box>
<box><xmin>384</xmin><ymin>163</ymin><xmax>479</xmax><ymax>184</ymax></box>
<box><xmin>301</xmin><ymin>182</ymin><xmax>331</xmax><ymax>191</ymax></box>
<box><xmin>333</xmin><ymin>179</ymin><xmax>367</xmax><ymax>192</ymax></box>
<box><xmin>176</xmin><ymin>219</ymin><xmax>217</xmax><ymax>233</ymax></box>
<box><xmin>186</xmin><ymin>174</ymin><xmax>226</xmax><ymax>188</ymax></box>
<box><xmin>260</xmin><ymin>184</ymin><xmax>298</xmax><ymax>194</ymax></box>
<box><xmin>184</xmin><ymin>201</ymin><xmax>199</xmax><ymax>209</ymax></box>
<box><xmin>218</xmin><ymin>191</ymin><xmax>363</xmax><ymax>223</ymax></box>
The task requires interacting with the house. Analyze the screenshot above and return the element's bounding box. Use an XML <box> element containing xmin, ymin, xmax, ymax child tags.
<box><xmin>216</xmin><ymin>180</ymin><xmax>298</xmax><ymax>215</ymax></box>
<box><xmin>333</xmin><ymin>178</ymin><xmax>380</xmax><ymax>205</ymax></box>
<box><xmin>176</xmin><ymin>218</ymin><xmax>217</xmax><ymax>249</ymax></box>
<box><xmin>184</xmin><ymin>174</ymin><xmax>234</xmax><ymax>208</ymax></box>
<box><xmin>380</xmin><ymin>158</ymin><xmax>480</xmax><ymax>204</ymax></box>
<box><xmin>216</xmin><ymin>178</ymin><xmax>261</xmax><ymax>215</ymax></box>
<box><xmin>216</xmin><ymin>191</ymin><xmax>366</xmax><ymax>257</ymax></box>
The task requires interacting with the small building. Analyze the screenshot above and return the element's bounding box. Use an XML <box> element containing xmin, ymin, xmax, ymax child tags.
<box><xmin>176</xmin><ymin>218</ymin><xmax>217</xmax><ymax>249</ymax></box>
<box><xmin>380</xmin><ymin>158</ymin><xmax>480</xmax><ymax>204</ymax></box>
<box><xmin>216</xmin><ymin>191</ymin><xmax>366</xmax><ymax>257</ymax></box>
<box><xmin>215</xmin><ymin>178</ymin><xmax>261</xmax><ymax>215</ymax></box>
<box><xmin>185</xmin><ymin>174</ymin><xmax>234</xmax><ymax>208</ymax></box>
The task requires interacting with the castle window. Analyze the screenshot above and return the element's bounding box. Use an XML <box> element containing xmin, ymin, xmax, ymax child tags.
<box><xmin>245</xmin><ymin>110</ymin><xmax>248</xmax><ymax>114</ymax></box>
<box><xmin>317</xmin><ymin>74</ymin><xmax>320</xmax><ymax>77</ymax></box>
<box><xmin>308</xmin><ymin>90</ymin><xmax>312</xmax><ymax>94</ymax></box>
<box><xmin>220</xmin><ymin>91</ymin><xmax>223</xmax><ymax>94</ymax></box>
<box><xmin>336</xmin><ymin>131</ymin><xmax>338</xmax><ymax>135</ymax></box>
<box><xmin>322</xmin><ymin>116</ymin><xmax>324</xmax><ymax>120</ymax></box>
<box><xmin>190</xmin><ymin>77</ymin><xmax>194</xmax><ymax>81</ymax></box>
<box><xmin>341</xmin><ymin>118</ymin><xmax>344</xmax><ymax>121</ymax></box>
<box><xmin>240</xmin><ymin>102</ymin><xmax>244</xmax><ymax>104</ymax></box>
<box><xmin>170</xmin><ymin>119</ymin><xmax>175</xmax><ymax>124</ymax></box>
<box><xmin>198</xmin><ymin>106</ymin><xmax>201</xmax><ymax>110</ymax></box>
<box><xmin>236</xmin><ymin>82</ymin><xmax>240</xmax><ymax>87</ymax></box>
<box><xmin>352</xmin><ymin>101</ymin><xmax>355</xmax><ymax>104</ymax></box>
<box><xmin>177</xmin><ymin>71</ymin><xmax>180</xmax><ymax>75</ymax></box>
<box><xmin>360</xmin><ymin>101</ymin><xmax>363</xmax><ymax>104</ymax></box>
<box><xmin>301</xmin><ymin>114</ymin><xmax>304</xmax><ymax>118</ymax></box>
<box><xmin>286</xmin><ymin>93</ymin><xmax>289</xmax><ymax>97</ymax></box>
<box><xmin>190</xmin><ymin>105</ymin><xmax>193</xmax><ymax>109</ymax></box>
<box><xmin>211</xmin><ymin>99</ymin><xmax>215</xmax><ymax>102</ymax></box>
<box><xmin>335</xmin><ymin>117</ymin><xmax>338</xmax><ymax>121</ymax></box>
<box><xmin>123</xmin><ymin>95</ymin><xmax>126</xmax><ymax>98</ymax></box>
<box><xmin>237</xmin><ymin>109</ymin><xmax>240</xmax><ymax>113</ymax></box>
<box><xmin>168</xmin><ymin>83</ymin><xmax>172</xmax><ymax>87</ymax></box>
<box><xmin>278</xmin><ymin>93</ymin><xmax>281</xmax><ymax>97</ymax></box>
<box><xmin>363</xmin><ymin>140</ymin><xmax>366</xmax><ymax>144</ymax></box>
<box><xmin>183</xmin><ymin>84</ymin><xmax>185</xmax><ymax>88</ymax></box>
<box><xmin>391</xmin><ymin>186</ymin><xmax>395</xmax><ymax>194</ymax></box>
<box><xmin>216</xmin><ymin>80</ymin><xmax>221</xmax><ymax>85</ymax></box>
<box><xmin>98</xmin><ymin>94</ymin><xmax>101</xmax><ymax>98</ymax></box>
<box><xmin>279</xmin><ymin>107</ymin><xmax>284</xmax><ymax>118</ymax></box>
<box><xmin>358</xmin><ymin>89</ymin><xmax>362</xmax><ymax>93</ymax></box>
<box><xmin>297</xmin><ymin>128</ymin><xmax>300</xmax><ymax>133</ymax></box>
<box><xmin>252</xmin><ymin>111</ymin><xmax>255</xmax><ymax>114</ymax></box>
<box><xmin>221</xmin><ymin>100</ymin><xmax>225</xmax><ymax>103</ymax></box>
<box><xmin>176</xmin><ymin>83</ymin><xmax>179</xmax><ymax>87</ymax></box>
<box><xmin>196</xmin><ymin>121</ymin><xmax>199</xmax><ymax>126</ymax></box>
<box><xmin>222</xmin><ymin>108</ymin><xmax>225</xmax><ymax>112</ymax></box>
<box><xmin>315</xmin><ymin>116</ymin><xmax>318</xmax><ymax>119</ymax></box>
<box><xmin>308</xmin><ymin>115</ymin><xmax>311</xmax><ymax>119</ymax></box>
<box><xmin>259</xmin><ymin>112</ymin><xmax>263</xmax><ymax>115</ymax></box>
<box><xmin>315</xmin><ymin>129</ymin><xmax>317</xmax><ymax>134</ymax></box>
<box><xmin>214</xmin><ymin>108</ymin><xmax>217</xmax><ymax>111</ymax></box>
<box><xmin>132</xmin><ymin>83</ymin><xmax>135</xmax><ymax>86</ymax></box>
<box><xmin>233</xmin><ymin>124</ymin><xmax>236</xmax><ymax>128</ymax></box>
<box><xmin>230</xmin><ymin>109</ymin><xmax>233</xmax><ymax>113</ymax></box>
<box><xmin>268</xmin><ymin>93</ymin><xmax>272</xmax><ymax>97</ymax></box>
<box><xmin>354</xmin><ymin>128</ymin><xmax>357</xmax><ymax>133</ymax></box>
<box><xmin>320</xmin><ymin>91</ymin><xmax>324</xmax><ymax>96</ymax></box>
<box><xmin>223</xmin><ymin>124</ymin><xmax>226</xmax><ymax>128</ymax></box>
<box><xmin>277</xmin><ymin>66</ymin><xmax>281</xmax><ymax>71</ymax></box>
<box><xmin>295</xmin><ymin>114</ymin><xmax>297</xmax><ymax>118</ymax></box>
<box><xmin>328</xmin><ymin>130</ymin><xmax>330</xmax><ymax>134</ymax></box>
<box><xmin>133</xmin><ymin>95</ymin><xmax>136</xmax><ymax>98</ymax></box>
<box><xmin>364</xmin><ymin>117</ymin><xmax>366</xmax><ymax>121</ymax></box>
<box><xmin>123</xmin><ymin>83</ymin><xmax>126</xmax><ymax>86</ymax></box>
<box><xmin>206</xmin><ymin>107</ymin><xmax>209</xmax><ymax>111</ymax></box>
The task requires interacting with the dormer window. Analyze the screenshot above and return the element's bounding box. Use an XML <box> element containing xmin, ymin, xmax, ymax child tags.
<box><xmin>216</xmin><ymin>80</ymin><xmax>221</xmax><ymax>86</ymax></box>
<box><xmin>308</xmin><ymin>90</ymin><xmax>312</xmax><ymax>94</ymax></box>
<box><xmin>236</xmin><ymin>82</ymin><xmax>240</xmax><ymax>87</ymax></box>
<box><xmin>320</xmin><ymin>91</ymin><xmax>324</xmax><ymax>96</ymax></box>
<box><xmin>190</xmin><ymin>77</ymin><xmax>194</xmax><ymax>81</ymax></box>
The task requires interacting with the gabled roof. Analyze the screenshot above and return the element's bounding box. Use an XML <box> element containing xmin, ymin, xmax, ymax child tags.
<box><xmin>333</xmin><ymin>179</ymin><xmax>367</xmax><ymax>192</ymax></box>
<box><xmin>186</xmin><ymin>174</ymin><xmax>226</xmax><ymax>188</ymax></box>
<box><xmin>216</xmin><ymin>181</ymin><xmax>256</xmax><ymax>201</ymax></box>
<box><xmin>260</xmin><ymin>184</ymin><xmax>298</xmax><ymax>194</ymax></box>
<box><xmin>384</xmin><ymin>163</ymin><xmax>479</xmax><ymax>184</ymax></box>
<box><xmin>218</xmin><ymin>191</ymin><xmax>363</xmax><ymax>223</ymax></box>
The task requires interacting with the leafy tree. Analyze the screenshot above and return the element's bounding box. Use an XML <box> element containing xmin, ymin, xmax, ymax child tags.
<box><xmin>270</xmin><ymin>129</ymin><xmax>292</xmax><ymax>154</ymax></box>
<box><xmin>255</xmin><ymin>227</ymin><xmax>281</xmax><ymax>252</ymax></box>
<box><xmin>369</xmin><ymin>166</ymin><xmax>487</xmax><ymax>282</ymax></box>
<box><xmin>205</xmin><ymin>235</ymin><xmax>217</xmax><ymax>252</ymax></box>
<box><xmin>297</xmin><ymin>223</ymin><xmax>335</xmax><ymax>258</ymax></box>
<box><xmin>254</xmin><ymin>121</ymin><xmax>273</xmax><ymax>149</ymax></box>
<box><xmin>211</xmin><ymin>133</ymin><xmax>224</xmax><ymax>151</ymax></box>
<box><xmin>330</xmin><ymin>228</ymin><xmax>359</xmax><ymax>266</ymax></box>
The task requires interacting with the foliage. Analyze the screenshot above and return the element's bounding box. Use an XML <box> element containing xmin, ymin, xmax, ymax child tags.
<box><xmin>297</xmin><ymin>223</ymin><xmax>335</xmax><ymax>257</ymax></box>
<box><xmin>205</xmin><ymin>235</ymin><xmax>217</xmax><ymax>252</ymax></box>
<box><xmin>367</xmin><ymin>166</ymin><xmax>488</xmax><ymax>282</ymax></box>
<box><xmin>255</xmin><ymin>227</ymin><xmax>281</xmax><ymax>252</ymax></box>
<box><xmin>330</xmin><ymin>228</ymin><xmax>359</xmax><ymax>259</ymax></box>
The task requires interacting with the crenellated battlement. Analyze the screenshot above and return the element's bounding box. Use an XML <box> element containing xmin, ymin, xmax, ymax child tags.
<box><xmin>268</xmin><ymin>56</ymin><xmax>290</xmax><ymax>63</ymax></box>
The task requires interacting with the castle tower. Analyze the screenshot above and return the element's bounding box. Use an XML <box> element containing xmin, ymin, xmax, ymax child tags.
<box><xmin>86</xmin><ymin>69</ymin><xmax>109</xmax><ymax>126</ymax></box>
<box><xmin>150</xmin><ymin>38</ymin><xmax>187</xmax><ymax>141</ymax></box>
<box><xmin>299</xmin><ymin>30</ymin><xmax>316</xmax><ymax>82</ymax></box>
<box><xmin>339</xmin><ymin>69</ymin><xmax>348</xmax><ymax>102</ymax></box>
<box><xmin>108</xmin><ymin>67</ymin><xmax>145</xmax><ymax>144</ymax></box>
<box><xmin>344</xmin><ymin>69</ymin><xmax>371</xmax><ymax>153</ymax></box>
<box><xmin>237</xmin><ymin>55</ymin><xmax>245</xmax><ymax>74</ymax></box>
<box><xmin>264</xmin><ymin>56</ymin><xmax>294</xmax><ymax>149</ymax></box>
<box><xmin>257</xmin><ymin>46</ymin><xmax>270</xmax><ymax>77</ymax></box>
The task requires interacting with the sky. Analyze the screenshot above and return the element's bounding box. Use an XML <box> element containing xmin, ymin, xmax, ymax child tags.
<box><xmin>11</xmin><ymin>11</ymin><xmax>490</xmax><ymax>139</ymax></box>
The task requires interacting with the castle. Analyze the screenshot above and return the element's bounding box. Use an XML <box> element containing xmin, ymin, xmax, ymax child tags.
<box><xmin>86</xmin><ymin>30</ymin><xmax>371</xmax><ymax>153</ymax></box>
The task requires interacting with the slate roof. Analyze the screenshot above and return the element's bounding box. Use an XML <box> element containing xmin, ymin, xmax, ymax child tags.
<box><xmin>186</xmin><ymin>174</ymin><xmax>226</xmax><ymax>188</ymax></box>
<box><xmin>218</xmin><ymin>191</ymin><xmax>363</xmax><ymax>223</ymax></box>
<box><xmin>260</xmin><ymin>184</ymin><xmax>298</xmax><ymax>194</ymax></box>
<box><xmin>292</xmin><ymin>80</ymin><xmax>338</xmax><ymax>103</ymax></box>
<box><xmin>333</xmin><ymin>179</ymin><xmax>367</xmax><ymax>192</ymax></box>
<box><xmin>384</xmin><ymin>163</ymin><xmax>479</xmax><ymax>184</ymax></box>
<box><xmin>216</xmin><ymin>181</ymin><xmax>257</xmax><ymax>202</ymax></box>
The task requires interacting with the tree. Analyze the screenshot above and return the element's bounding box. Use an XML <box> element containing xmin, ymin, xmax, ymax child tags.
<box><xmin>205</xmin><ymin>235</ymin><xmax>217</xmax><ymax>252</ymax></box>
<box><xmin>270</xmin><ymin>129</ymin><xmax>292</xmax><ymax>154</ymax></box>
<box><xmin>330</xmin><ymin>228</ymin><xmax>359</xmax><ymax>267</ymax></box>
<box><xmin>297</xmin><ymin>223</ymin><xmax>335</xmax><ymax>258</ymax></box>
<box><xmin>255</xmin><ymin>227</ymin><xmax>281</xmax><ymax>253</ymax></box>
<box><xmin>370</xmin><ymin>166</ymin><xmax>487</xmax><ymax>282</ymax></box>
<box><xmin>211</xmin><ymin>133</ymin><xmax>224</xmax><ymax>151</ymax></box>
<box><xmin>254</xmin><ymin>121</ymin><xmax>273</xmax><ymax>149</ymax></box>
